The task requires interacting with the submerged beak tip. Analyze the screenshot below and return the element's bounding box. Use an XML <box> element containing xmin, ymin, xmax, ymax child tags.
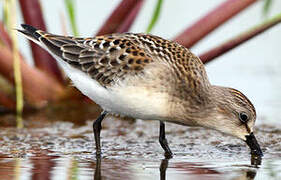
<box><xmin>252</xmin><ymin>149</ymin><xmax>264</xmax><ymax>157</ymax></box>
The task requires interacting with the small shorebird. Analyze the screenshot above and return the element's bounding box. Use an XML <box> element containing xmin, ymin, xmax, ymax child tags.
<box><xmin>18</xmin><ymin>24</ymin><xmax>263</xmax><ymax>158</ymax></box>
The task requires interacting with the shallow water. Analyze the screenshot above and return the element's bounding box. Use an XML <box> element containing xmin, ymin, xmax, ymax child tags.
<box><xmin>0</xmin><ymin>115</ymin><xmax>280</xmax><ymax>180</ymax></box>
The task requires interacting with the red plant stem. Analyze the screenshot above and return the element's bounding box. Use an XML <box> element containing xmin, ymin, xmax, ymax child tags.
<box><xmin>96</xmin><ymin>0</ymin><xmax>140</xmax><ymax>35</ymax></box>
<box><xmin>199</xmin><ymin>15</ymin><xmax>281</xmax><ymax>63</ymax></box>
<box><xmin>19</xmin><ymin>0</ymin><xmax>64</xmax><ymax>83</ymax></box>
<box><xmin>0</xmin><ymin>45</ymin><xmax>64</xmax><ymax>107</ymax></box>
<box><xmin>116</xmin><ymin>0</ymin><xmax>144</xmax><ymax>33</ymax></box>
<box><xmin>173</xmin><ymin>0</ymin><xmax>257</xmax><ymax>48</ymax></box>
<box><xmin>0</xmin><ymin>21</ymin><xmax>12</xmax><ymax>49</ymax></box>
<box><xmin>0</xmin><ymin>90</ymin><xmax>15</xmax><ymax>110</ymax></box>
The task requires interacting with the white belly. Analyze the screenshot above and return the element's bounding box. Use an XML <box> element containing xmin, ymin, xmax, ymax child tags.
<box><xmin>58</xmin><ymin>60</ymin><xmax>170</xmax><ymax>120</ymax></box>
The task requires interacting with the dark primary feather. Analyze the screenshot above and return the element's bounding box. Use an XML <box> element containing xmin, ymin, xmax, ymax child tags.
<box><xmin>20</xmin><ymin>24</ymin><xmax>41</xmax><ymax>40</ymax></box>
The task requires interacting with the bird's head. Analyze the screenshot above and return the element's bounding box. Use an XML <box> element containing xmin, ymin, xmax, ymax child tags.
<box><xmin>205</xmin><ymin>86</ymin><xmax>263</xmax><ymax>157</ymax></box>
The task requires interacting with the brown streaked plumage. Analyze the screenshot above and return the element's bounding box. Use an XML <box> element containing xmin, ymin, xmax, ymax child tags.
<box><xmin>18</xmin><ymin>24</ymin><xmax>263</xmax><ymax>160</ymax></box>
<box><xmin>36</xmin><ymin>30</ymin><xmax>209</xmax><ymax>89</ymax></box>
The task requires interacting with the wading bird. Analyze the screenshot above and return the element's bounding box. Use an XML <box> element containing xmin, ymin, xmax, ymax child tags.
<box><xmin>18</xmin><ymin>24</ymin><xmax>263</xmax><ymax>159</ymax></box>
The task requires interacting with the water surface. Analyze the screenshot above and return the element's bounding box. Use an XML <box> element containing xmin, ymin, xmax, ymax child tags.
<box><xmin>0</xmin><ymin>114</ymin><xmax>280</xmax><ymax>180</ymax></box>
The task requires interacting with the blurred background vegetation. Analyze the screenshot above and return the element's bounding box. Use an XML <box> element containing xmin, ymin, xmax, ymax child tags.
<box><xmin>0</xmin><ymin>1</ymin><xmax>280</xmax><ymax>179</ymax></box>
<box><xmin>0</xmin><ymin>0</ymin><xmax>280</xmax><ymax>128</ymax></box>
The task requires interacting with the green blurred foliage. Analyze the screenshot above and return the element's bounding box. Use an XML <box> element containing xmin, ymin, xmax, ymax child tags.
<box><xmin>263</xmin><ymin>0</ymin><xmax>273</xmax><ymax>17</ymax></box>
<box><xmin>64</xmin><ymin>0</ymin><xmax>79</xmax><ymax>36</ymax></box>
<box><xmin>146</xmin><ymin>0</ymin><xmax>163</xmax><ymax>33</ymax></box>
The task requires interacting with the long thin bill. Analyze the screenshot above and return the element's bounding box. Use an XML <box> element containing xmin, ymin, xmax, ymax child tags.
<box><xmin>245</xmin><ymin>132</ymin><xmax>263</xmax><ymax>157</ymax></box>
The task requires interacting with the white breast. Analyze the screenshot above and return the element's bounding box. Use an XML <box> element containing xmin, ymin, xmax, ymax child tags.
<box><xmin>57</xmin><ymin>60</ymin><xmax>170</xmax><ymax>120</ymax></box>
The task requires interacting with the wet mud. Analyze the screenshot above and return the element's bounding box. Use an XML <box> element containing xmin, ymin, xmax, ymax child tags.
<box><xmin>0</xmin><ymin>114</ymin><xmax>280</xmax><ymax>179</ymax></box>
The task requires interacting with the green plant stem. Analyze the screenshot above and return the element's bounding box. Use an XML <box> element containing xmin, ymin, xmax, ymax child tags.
<box><xmin>146</xmin><ymin>0</ymin><xmax>163</xmax><ymax>33</ymax></box>
<box><xmin>3</xmin><ymin>0</ymin><xmax>9</xmax><ymax>26</ymax></box>
<box><xmin>8</xmin><ymin>0</ymin><xmax>23</xmax><ymax>128</ymax></box>
<box><xmin>64</xmin><ymin>0</ymin><xmax>79</xmax><ymax>36</ymax></box>
<box><xmin>263</xmin><ymin>0</ymin><xmax>273</xmax><ymax>17</ymax></box>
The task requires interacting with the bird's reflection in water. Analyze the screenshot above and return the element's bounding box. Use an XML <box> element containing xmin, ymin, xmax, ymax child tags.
<box><xmin>251</xmin><ymin>154</ymin><xmax>262</xmax><ymax>167</ymax></box>
<box><xmin>159</xmin><ymin>157</ymin><xmax>258</xmax><ymax>180</ymax></box>
<box><xmin>94</xmin><ymin>157</ymin><xmax>102</xmax><ymax>180</ymax></box>
<box><xmin>93</xmin><ymin>156</ymin><xmax>259</xmax><ymax>180</ymax></box>
<box><xmin>246</xmin><ymin>170</ymin><xmax>257</xmax><ymax>180</ymax></box>
<box><xmin>231</xmin><ymin>170</ymin><xmax>257</xmax><ymax>180</ymax></box>
<box><xmin>160</xmin><ymin>158</ymin><xmax>169</xmax><ymax>180</ymax></box>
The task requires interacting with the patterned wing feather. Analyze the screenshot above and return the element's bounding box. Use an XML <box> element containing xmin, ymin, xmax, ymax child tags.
<box><xmin>20</xmin><ymin>24</ymin><xmax>208</xmax><ymax>92</ymax></box>
<box><xmin>37</xmin><ymin>32</ymin><xmax>153</xmax><ymax>87</ymax></box>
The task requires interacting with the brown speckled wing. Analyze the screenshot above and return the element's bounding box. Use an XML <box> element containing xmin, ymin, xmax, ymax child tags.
<box><xmin>125</xmin><ymin>33</ymin><xmax>210</xmax><ymax>93</ymax></box>
<box><xmin>37</xmin><ymin>32</ymin><xmax>153</xmax><ymax>87</ymax></box>
<box><xmin>37</xmin><ymin>31</ymin><xmax>208</xmax><ymax>94</ymax></box>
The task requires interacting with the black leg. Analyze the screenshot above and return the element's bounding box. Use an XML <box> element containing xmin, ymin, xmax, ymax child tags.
<box><xmin>93</xmin><ymin>111</ymin><xmax>107</xmax><ymax>157</ymax></box>
<box><xmin>159</xmin><ymin>121</ymin><xmax>173</xmax><ymax>158</ymax></box>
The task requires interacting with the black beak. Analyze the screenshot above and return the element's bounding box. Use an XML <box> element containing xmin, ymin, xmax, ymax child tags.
<box><xmin>245</xmin><ymin>132</ymin><xmax>263</xmax><ymax>157</ymax></box>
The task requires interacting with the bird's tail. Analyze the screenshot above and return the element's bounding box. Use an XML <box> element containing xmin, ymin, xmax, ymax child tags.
<box><xmin>17</xmin><ymin>24</ymin><xmax>43</xmax><ymax>46</ymax></box>
<box><xmin>17</xmin><ymin>24</ymin><xmax>76</xmax><ymax>58</ymax></box>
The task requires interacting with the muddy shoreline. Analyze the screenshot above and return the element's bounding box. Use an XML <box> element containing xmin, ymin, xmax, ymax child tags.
<box><xmin>0</xmin><ymin>115</ymin><xmax>280</xmax><ymax>179</ymax></box>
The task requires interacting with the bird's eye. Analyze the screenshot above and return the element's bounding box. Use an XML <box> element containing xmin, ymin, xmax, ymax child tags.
<box><xmin>239</xmin><ymin>112</ymin><xmax>249</xmax><ymax>123</ymax></box>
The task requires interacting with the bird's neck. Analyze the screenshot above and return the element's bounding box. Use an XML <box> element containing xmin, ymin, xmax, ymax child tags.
<box><xmin>167</xmin><ymin>86</ymin><xmax>216</xmax><ymax>126</ymax></box>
